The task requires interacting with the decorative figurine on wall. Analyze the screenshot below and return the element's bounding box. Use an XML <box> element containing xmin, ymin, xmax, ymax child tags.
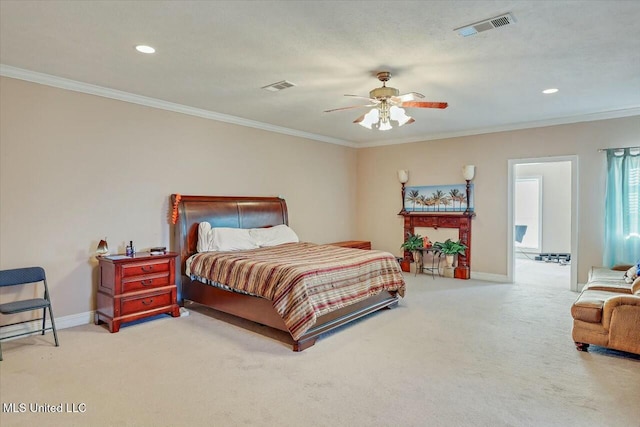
<box><xmin>96</xmin><ymin>238</ymin><xmax>109</xmax><ymax>257</ymax></box>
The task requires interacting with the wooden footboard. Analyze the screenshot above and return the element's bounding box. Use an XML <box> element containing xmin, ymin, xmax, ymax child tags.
<box><xmin>291</xmin><ymin>290</ymin><xmax>399</xmax><ymax>351</ymax></box>
<box><xmin>182</xmin><ymin>276</ymin><xmax>399</xmax><ymax>351</ymax></box>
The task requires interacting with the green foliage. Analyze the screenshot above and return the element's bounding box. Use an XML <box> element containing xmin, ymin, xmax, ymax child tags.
<box><xmin>400</xmin><ymin>232</ymin><xmax>424</xmax><ymax>252</ymax></box>
<box><xmin>433</xmin><ymin>239</ymin><xmax>468</xmax><ymax>255</ymax></box>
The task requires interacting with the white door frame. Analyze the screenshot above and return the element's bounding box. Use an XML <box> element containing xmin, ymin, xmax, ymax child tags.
<box><xmin>507</xmin><ymin>156</ymin><xmax>579</xmax><ymax>291</ymax></box>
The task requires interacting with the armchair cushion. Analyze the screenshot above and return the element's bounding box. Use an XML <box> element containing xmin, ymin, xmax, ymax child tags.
<box><xmin>584</xmin><ymin>266</ymin><xmax>638</xmax><ymax>293</ymax></box>
<box><xmin>571</xmin><ymin>290</ymin><xmax>613</xmax><ymax>323</ymax></box>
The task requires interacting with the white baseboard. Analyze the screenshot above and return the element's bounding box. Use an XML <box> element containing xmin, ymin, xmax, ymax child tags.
<box><xmin>471</xmin><ymin>271</ymin><xmax>510</xmax><ymax>283</ymax></box>
<box><xmin>0</xmin><ymin>311</ymin><xmax>94</xmax><ymax>340</ymax></box>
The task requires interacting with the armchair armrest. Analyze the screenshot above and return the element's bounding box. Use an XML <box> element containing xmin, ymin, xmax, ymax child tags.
<box><xmin>602</xmin><ymin>295</ymin><xmax>640</xmax><ymax>331</ymax></box>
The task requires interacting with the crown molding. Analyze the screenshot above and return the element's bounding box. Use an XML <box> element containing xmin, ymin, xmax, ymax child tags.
<box><xmin>3</xmin><ymin>64</ymin><xmax>638</xmax><ymax>150</ymax></box>
<box><xmin>0</xmin><ymin>64</ymin><xmax>356</xmax><ymax>148</ymax></box>
<box><xmin>356</xmin><ymin>106</ymin><xmax>640</xmax><ymax>148</ymax></box>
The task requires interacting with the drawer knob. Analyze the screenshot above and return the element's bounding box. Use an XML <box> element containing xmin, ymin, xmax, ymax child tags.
<box><xmin>141</xmin><ymin>279</ymin><xmax>153</xmax><ymax>286</ymax></box>
<box><xmin>142</xmin><ymin>298</ymin><xmax>154</xmax><ymax>306</ymax></box>
<box><xmin>141</xmin><ymin>265</ymin><xmax>154</xmax><ymax>272</ymax></box>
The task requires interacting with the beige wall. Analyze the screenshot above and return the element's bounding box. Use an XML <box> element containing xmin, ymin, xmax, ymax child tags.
<box><xmin>0</xmin><ymin>77</ymin><xmax>357</xmax><ymax>319</ymax></box>
<box><xmin>356</xmin><ymin>116</ymin><xmax>640</xmax><ymax>282</ymax></box>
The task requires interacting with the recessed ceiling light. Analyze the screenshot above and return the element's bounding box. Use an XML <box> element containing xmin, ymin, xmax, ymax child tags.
<box><xmin>135</xmin><ymin>45</ymin><xmax>155</xmax><ymax>54</ymax></box>
<box><xmin>542</xmin><ymin>88</ymin><xmax>558</xmax><ymax>94</ymax></box>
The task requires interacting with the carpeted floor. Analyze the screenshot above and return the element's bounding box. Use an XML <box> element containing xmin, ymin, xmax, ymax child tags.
<box><xmin>1</xmin><ymin>274</ymin><xmax>638</xmax><ymax>427</ymax></box>
<box><xmin>515</xmin><ymin>257</ymin><xmax>571</xmax><ymax>289</ymax></box>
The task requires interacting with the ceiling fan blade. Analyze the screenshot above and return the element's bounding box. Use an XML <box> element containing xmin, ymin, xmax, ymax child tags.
<box><xmin>344</xmin><ymin>94</ymin><xmax>379</xmax><ymax>103</ymax></box>
<box><xmin>324</xmin><ymin>104</ymin><xmax>377</xmax><ymax>113</ymax></box>
<box><xmin>352</xmin><ymin>113</ymin><xmax>367</xmax><ymax>124</ymax></box>
<box><xmin>391</xmin><ymin>92</ymin><xmax>425</xmax><ymax>103</ymax></box>
<box><xmin>401</xmin><ymin>101</ymin><xmax>448</xmax><ymax>109</ymax></box>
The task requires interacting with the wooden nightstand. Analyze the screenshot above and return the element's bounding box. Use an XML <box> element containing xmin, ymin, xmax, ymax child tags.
<box><xmin>329</xmin><ymin>240</ymin><xmax>372</xmax><ymax>250</ymax></box>
<box><xmin>95</xmin><ymin>252</ymin><xmax>180</xmax><ymax>332</ymax></box>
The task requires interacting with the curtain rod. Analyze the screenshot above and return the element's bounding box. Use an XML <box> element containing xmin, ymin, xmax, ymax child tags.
<box><xmin>598</xmin><ymin>146</ymin><xmax>640</xmax><ymax>152</ymax></box>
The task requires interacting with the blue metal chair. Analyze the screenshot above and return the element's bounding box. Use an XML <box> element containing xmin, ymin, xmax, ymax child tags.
<box><xmin>0</xmin><ymin>267</ymin><xmax>59</xmax><ymax>360</ymax></box>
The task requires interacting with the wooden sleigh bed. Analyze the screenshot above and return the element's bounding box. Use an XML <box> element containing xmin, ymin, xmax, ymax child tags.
<box><xmin>170</xmin><ymin>194</ymin><xmax>405</xmax><ymax>351</ymax></box>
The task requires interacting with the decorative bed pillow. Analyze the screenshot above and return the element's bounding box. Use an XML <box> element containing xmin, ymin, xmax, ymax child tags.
<box><xmin>210</xmin><ymin>227</ymin><xmax>258</xmax><ymax>251</ymax></box>
<box><xmin>197</xmin><ymin>222</ymin><xmax>212</xmax><ymax>252</ymax></box>
<box><xmin>197</xmin><ymin>223</ymin><xmax>258</xmax><ymax>252</ymax></box>
<box><xmin>624</xmin><ymin>264</ymin><xmax>639</xmax><ymax>284</ymax></box>
<box><xmin>249</xmin><ymin>224</ymin><xmax>299</xmax><ymax>247</ymax></box>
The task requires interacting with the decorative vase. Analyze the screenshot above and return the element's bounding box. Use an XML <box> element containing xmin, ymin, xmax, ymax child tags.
<box><xmin>445</xmin><ymin>254</ymin><xmax>454</xmax><ymax>268</ymax></box>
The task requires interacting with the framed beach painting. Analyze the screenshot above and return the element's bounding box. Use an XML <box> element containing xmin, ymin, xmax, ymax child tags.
<box><xmin>404</xmin><ymin>184</ymin><xmax>474</xmax><ymax>213</ymax></box>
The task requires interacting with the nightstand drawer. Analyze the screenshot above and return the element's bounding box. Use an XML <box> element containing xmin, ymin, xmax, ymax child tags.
<box><xmin>122</xmin><ymin>259</ymin><xmax>171</xmax><ymax>277</ymax></box>
<box><xmin>122</xmin><ymin>273</ymin><xmax>170</xmax><ymax>293</ymax></box>
<box><xmin>121</xmin><ymin>290</ymin><xmax>172</xmax><ymax>315</ymax></box>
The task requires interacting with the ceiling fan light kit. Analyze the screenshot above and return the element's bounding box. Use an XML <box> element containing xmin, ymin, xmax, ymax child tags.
<box><xmin>390</xmin><ymin>106</ymin><xmax>413</xmax><ymax>126</ymax></box>
<box><xmin>326</xmin><ymin>71</ymin><xmax>447</xmax><ymax>131</ymax></box>
<box><xmin>358</xmin><ymin>104</ymin><xmax>413</xmax><ymax>131</ymax></box>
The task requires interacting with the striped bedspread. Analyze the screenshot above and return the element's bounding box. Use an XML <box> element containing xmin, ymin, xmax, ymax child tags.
<box><xmin>187</xmin><ymin>242</ymin><xmax>406</xmax><ymax>340</ymax></box>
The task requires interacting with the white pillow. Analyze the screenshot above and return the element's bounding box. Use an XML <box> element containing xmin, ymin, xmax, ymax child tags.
<box><xmin>624</xmin><ymin>265</ymin><xmax>638</xmax><ymax>284</ymax></box>
<box><xmin>210</xmin><ymin>227</ymin><xmax>258</xmax><ymax>251</ymax></box>
<box><xmin>249</xmin><ymin>224</ymin><xmax>299</xmax><ymax>247</ymax></box>
<box><xmin>196</xmin><ymin>223</ymin><xmax>258</xmax><ymax>252</ymax></box>
<box><xmin>197</xmin><ymin>222</ymin><xmax>213</xmax><ymax>252</ymax></box>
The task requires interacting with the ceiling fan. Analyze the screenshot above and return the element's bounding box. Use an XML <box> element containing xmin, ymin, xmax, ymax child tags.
<box><xmin>324</xmin><ymin>71</ymin><xmax>448</xmax><ymax>131</ymax></box>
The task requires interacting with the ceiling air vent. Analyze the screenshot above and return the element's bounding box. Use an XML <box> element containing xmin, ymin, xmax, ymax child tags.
<box><xmin>261</xmin><ymin>80</ymin><xmax>296</xmax><ymax>92</ymax></box>
<box><xmin>454</xmin><ymin>13</ymin><xmax>516</xmax><ymax>37</ymax></box>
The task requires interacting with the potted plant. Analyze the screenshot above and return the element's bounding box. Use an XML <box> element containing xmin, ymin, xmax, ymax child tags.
<box><xmin>433</xmin><ymin>239</ymin><xmax>468</xmax><ymax>268</ymax></box>
<box><xmin>400</xmin><ymin>232</ymin><xmax>424</xmax><ymax>272</ymax></box>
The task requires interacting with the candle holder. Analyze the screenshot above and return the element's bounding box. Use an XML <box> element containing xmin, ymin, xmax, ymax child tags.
<box><xmin>462</xmin><ymin>165</ymin><xmax>475</xmax><ymax>214</ymax></box>
<box><xmin>398</xmin><ymin>170</ymin><xmax>409</xmax><ymax>213</ymax></box>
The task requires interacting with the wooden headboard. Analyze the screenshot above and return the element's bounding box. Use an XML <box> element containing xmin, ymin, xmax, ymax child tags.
<box><xmin>170</xmin><ymin>194</ymin><xmax>289</xmax><ymax>278</ymax></box>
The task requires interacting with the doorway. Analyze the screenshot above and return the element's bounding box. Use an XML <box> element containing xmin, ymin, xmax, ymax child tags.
<box><xmin>507</xmin><ymin>156</ymin><xmax>578</xmax><ymax>291</ymax></box>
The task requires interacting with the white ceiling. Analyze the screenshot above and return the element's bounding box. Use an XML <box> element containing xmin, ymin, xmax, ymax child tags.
<box><xmin>1</xmin><ymin>1</ymin><xmax>639</xmax><ymax>147</ymax></box>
